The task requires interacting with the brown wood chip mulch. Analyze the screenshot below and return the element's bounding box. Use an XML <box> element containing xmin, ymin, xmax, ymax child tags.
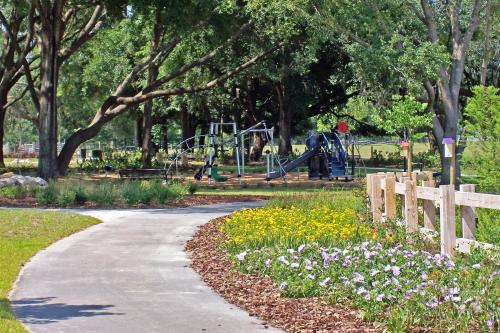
<box><xmin>185</xmin><ymin>217</ymin><xmax>380</xmax><ymax>333</ymax></box>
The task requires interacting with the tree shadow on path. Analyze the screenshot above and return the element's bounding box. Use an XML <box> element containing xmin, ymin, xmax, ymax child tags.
<box><xmin>11</xmin><ymin>297</ymin><xmax>123</xmax><ymax>325</ymax></box>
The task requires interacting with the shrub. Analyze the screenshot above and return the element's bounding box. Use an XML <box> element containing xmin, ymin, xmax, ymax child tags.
<box><xmin>187</xmin><ymin>182</ymin><xmax>198</xmax><ymax>195</ymax></box>
<box><xmin>36</xmin><ymin>181</ymin><xmax>57</xmax><ymax>205</ymax></box>
<box><xmin>122</xmin><ymin>181</ymin><xmax>153</xmax><ymax>205</ymax></box>
<box><xmin>0</xmin><ymin>186</ymin><xmax>27</xmax><ymax>199</ymax></box>
<box><xmin>88</xmin><ymin>183</ymin><xmax>116</xmax><ymax>206</ymax></box>
<box><xmin>74</xmin><ymin>186</ymin><xmax>89</xmax><ymax>205</ymax></box>
<box><xmin>57</xmin><ymin>188</ymin><xmax>76</xmax><ymax>207</ymax></box>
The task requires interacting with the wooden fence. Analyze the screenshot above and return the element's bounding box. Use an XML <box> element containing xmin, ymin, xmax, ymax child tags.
<box><xmin>366</xmin><ymin>172</ymin><xmax>500</xmax><ymax>256</ymax></box>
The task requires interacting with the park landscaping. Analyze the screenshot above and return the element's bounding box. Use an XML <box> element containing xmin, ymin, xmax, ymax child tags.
<box><xmin>0</xmin><ymin>209</ymin><xmax>100</xmax><ymax>333</ymax></box>
<box><xmin>188</xmin><ymin>191</ymin><xmax>499</xmax><ymax>332</ymax></box>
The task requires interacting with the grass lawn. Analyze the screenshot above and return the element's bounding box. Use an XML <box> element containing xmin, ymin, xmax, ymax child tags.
<box><xmin>196</xmin><ymin>185</ymin><xmax>354</xmax><ymax>196</ymax></box>
<box><xmin>0</xmin><ymin>210</ymin><xmax>100</xmax><ymax>333</ymax></box>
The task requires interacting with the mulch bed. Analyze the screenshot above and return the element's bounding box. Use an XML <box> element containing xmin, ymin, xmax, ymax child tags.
<box><xmin>0</xmin><ymin>194</ymin><xmax>269</xmax><ymax>209</ymax></box>
<box><xmin>185</xmin><ymin>217</ymin><xmax>380</xmax><ymax>333</ymax></box>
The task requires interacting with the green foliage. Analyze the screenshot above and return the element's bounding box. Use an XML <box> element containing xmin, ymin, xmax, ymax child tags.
<box><xmin>88</xmin><ymin>183</ymin><xmax>118</xmax><ymax>206</ymax></box>
<box><xmin>463</xmin><ymin>86</ymin><xmax>500</xmax><ymax>193</ymax></box>
<box><xmin>57</xmin><ymin>188</ymin><xmax>77</xmax><ymax>207</ymax></box>
<box><xmin>188</xmin><ymin>182</ymin><xmax>198</xmax><ymax>195</ymax></box>
<box><xmin>0</xmin><ymin>186</ymin><xmax>27</xmax><ymax>200</ymax></box>
<box><xmin>476</xmin><ymin>209</ymin><xmax>500</xmax><ymax>245</ymax></box>
<box><xmin>372</xmin><ymin>95</ymin><xmax>431</xmax><ymax>139</ymax></box>
<box><xmin>36</xmin><ymin>182</ymin><xmax>57</xmax><ymax>205</ymax></box>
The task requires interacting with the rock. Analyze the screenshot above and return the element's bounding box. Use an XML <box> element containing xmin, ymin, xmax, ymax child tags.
<box><xmin>0</xmin><ymin>175</ymin><xmax>48</xmax><ymax>190</ymax></box>
<box><xmin>0</xmin><ymin>172</ymin><xmax>15</xmax><ymax>179</ymax></box>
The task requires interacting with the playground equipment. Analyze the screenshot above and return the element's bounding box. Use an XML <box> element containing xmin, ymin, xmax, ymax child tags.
<box><xmin>266</xmin><ymin>124</ymin><xmax>352</xmax><ymax>181</ymax></box>
<box><xmin>166</xmin><ymin>121</ymin><xmax>353</xmax><ymax>183</ymax></box>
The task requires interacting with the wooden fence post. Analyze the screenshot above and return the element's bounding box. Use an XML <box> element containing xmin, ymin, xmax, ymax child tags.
<box><xmin>385</xmin><ymin>175</ymin><xmax>396</xmax><ymax>220</ymax></box>
<box><xmin>400</xmin><ymin>176</ymin><xmax>410</xmax><ymax>217</ymax></box>
<box><xmin>404</xmin><ymin>180</ymin><xmax>418</xmax><ymax>232</ymax></box>
<box><xmin>423</xmin><ymin>179</ymin><xmax>437</xmax><ymax>230</ymax></box>
<box><xmin>460</xmin><ymin>184</ymin><xmax>476</xmax><ymax>239</ymax></box>
<box><xmin>366</xmin><ymin>174</ymin><xmax>373</xmax><ymax>203</ymax></box>
<box><xmin>440</xmin><ymin>185</ymin><xmax>456</xmax><ymax>256</ymax></box>
<box><xmin>371</xmin><ymin>174</ymin><xmax>384</xmax><ymax>223</ymax></box>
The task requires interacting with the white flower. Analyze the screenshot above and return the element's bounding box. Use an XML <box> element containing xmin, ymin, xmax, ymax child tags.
<box><xmin>370</xmin><ymin>269</ymin><xmax>380</xmax><ymax>277</ymax></box>
<box><xmin>307</xmin><ymin>274</ymin><xmax>315</xmax><ymax>280</ymax></box>
<box><xmin>291</xmin><ymin>263</ymin><xmax>300</xmax><ymax>268</ymax></box>
<box><xmin>305</xmin><ymin>265</ymin><xmax>313</xmax><ymax>271</ymax></box>
<box><xmin>319</xmin><ymin>278</ymin><xmax>331</xmax><ymax>287</ymax></box>
<box><xmin>472</xmin><ymin>263</ymin><xmax>480</xmax><ymax>269</ymax></box>
<box><xmin>384</xmin><ymin>265</ymin><xmax>392</xmax><ymax>272</ymax></box>
<box><xmin>298</xmin><ymin>244</ymin><xmax>306</xmax><ymax>252</ymax></box>
<box><xmin>236</xmin><ymin>251</ymin><xmax>247</xmax><ymax>261</ymax></box>
<box><xmin>376</xmin><ymin>293</ymin><xmax>384</xmax><ymax>302</ymax></box>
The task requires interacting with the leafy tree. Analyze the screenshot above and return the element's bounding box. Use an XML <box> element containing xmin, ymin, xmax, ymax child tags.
<box><xmin>324</xmin><ymin>0</ymin><xmax>490</xmax><ymax>184</ymax></box>
<box><xmin>463</xmin><ymin>85</ymin><xmax>499</xmax><ymax>193</ymax></box>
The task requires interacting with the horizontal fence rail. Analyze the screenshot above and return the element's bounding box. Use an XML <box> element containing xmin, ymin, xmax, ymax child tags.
<box><xmin>367</xmin><ymin>172</ymin><xmax>499</xmax><ymax>256</ymax></box>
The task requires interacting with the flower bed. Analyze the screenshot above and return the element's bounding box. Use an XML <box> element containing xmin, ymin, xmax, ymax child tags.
<box><xmin>221</xmin><ymin>193</ymin><xmax>499</xmax><ymax>332</ymax></box>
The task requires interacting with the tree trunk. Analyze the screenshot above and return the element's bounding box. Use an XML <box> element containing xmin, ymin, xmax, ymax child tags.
<box><xmin>0</xmin><ymin>107</ymin><xmax>5</xmax><ymax>168</ymax></box>
<box><xmin>134</xmin><ymin>114</ymin><xmax>142</xmax><ymax>147</ymax></box>
<box><xmin>480</xmin><ymin>0</ymin><xmax>491</xmax><ymax>86</ymax></box>
<box><xmin>141</xmin><ymin>8</ymin><xmax>162</xmax><ymax>168</ymax></box>
<box><xmin>180</xmin><ymin>104</ymin><xmax>195</xmax><ymax>149</ymax></box>
<box><xmin>161</xmin><ymin>125</ymin><xmax>168</xmax><ymax>153</ymax></box>
<box><xmin>250</xmin><ymin>132</ymin><xmax>265</xmax><ymax>161</ymax></box>
<box><xmin>37</xmin><ymin>7</ymin><xmax>62</xmax><ymax>180</ymax></box>
<box><xmin>57</xmin><ymin>120</ymin><xmax>106</xmax><ymax>174</ymax></box>
<box><xmin>275</xmin><ymin>81</ymin><xmax>292</xmax><ymax>155</ymax></box>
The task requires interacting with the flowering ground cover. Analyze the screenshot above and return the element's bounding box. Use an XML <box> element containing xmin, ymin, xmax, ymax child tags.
<box><xmin>221</xmin><ymin>192</ymin><xmax>500</xmax><ymax>332</ymax></box>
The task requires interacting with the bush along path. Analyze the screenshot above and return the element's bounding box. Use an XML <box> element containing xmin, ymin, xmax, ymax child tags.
<box><xmin>194</xmin><ymin>192</ymin><xmax>499</xmax><ymax>332</ymax></box>
<box><xmin>9</xmin><ymin>203</ymin><xmax>278</xmax><ymax>333</ymax></box>
<box><xmin>0</xmin><ymin>179</ymin><xmax>268</xmax><ymax>208</ymax></box>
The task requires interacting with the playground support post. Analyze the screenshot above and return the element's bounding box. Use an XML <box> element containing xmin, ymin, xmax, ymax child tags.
<box><xmin>266</xmin><ymin>153</ymin><xmax>271</xmax><ymax>181</ymax></box>
<box><xmin>208</xmin><ymin>122</ymin><xmax>215</xmax><ymax>184</ymax></box>
<box><xmin>232</xmin><ymin>123</ymin><xmax>242</xmax><ymax>181</ymax></box>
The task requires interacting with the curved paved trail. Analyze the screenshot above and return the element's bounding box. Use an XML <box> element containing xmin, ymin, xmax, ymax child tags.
<box><xmin>10</xmin><ymin>203</ymin><xmax>281</xmax><ymax>333</ymax></box>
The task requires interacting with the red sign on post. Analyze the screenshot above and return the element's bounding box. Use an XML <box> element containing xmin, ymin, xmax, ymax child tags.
<box><xmin>337</xmin><ymin>121</ymin><xmax>348</xmax><ymax>134</ymax></box>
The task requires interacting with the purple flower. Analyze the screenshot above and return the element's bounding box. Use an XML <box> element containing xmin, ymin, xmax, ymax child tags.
<box><xmin>357</xmin><ymin>286</ymin><xmax>368</xmax><ymax>295</ymax></box>
<box><xmin>384</xmin><ymin>265</ymin><xmax>392</xmax><ymax>272</ymax></box>
<box><xmin>305</xmin><ymin>265</ymin><xmax>313</xmax><ymax>271</ymax></box>
<box><xmin>279</xmin><ymin>281</ymin><xmax>288</xmax><ymax>290</ymax></box>
<box><xmin>425</xmin><ymin>298</ymin><xmax>439</xmax><ymax>309</ymax></box>
<box><xmin>353</xmin><ymin>272</ymin><xmax>365</xmax><ymax>284</ymax></box>
<box><xmin>370</xmin><ymin>269</ymin><xmax>380</xmax><ymax>277</ymax></box>
<box><xmin>486</xmin><ymin>319</ymin><xmax>493</xmax><ymax>331</ymax></box>
<box><xmin>264</xmin><ymin>259</ymin><xmax>271</xmax><ymax>267</ymax></box>
<box><xmin>376</xmin><ymin>293</ymin><xmax>384</xmax><ymax>302</ymax></box>
<box><xmin>392</xmin><ymin>266</ymin><xmax>401</xmax><ymax>276</ymax></box>
<box><xmin>291</xmin><ymin>263</ymin><xmax>300</xmax><ymax>268</ymax></box>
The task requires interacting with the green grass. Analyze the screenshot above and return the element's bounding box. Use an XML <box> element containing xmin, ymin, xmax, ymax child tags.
<box><xmin>196</xmin><ymin>184</ymin><xmax>354</xmax><ymax>196</ymax></box>
<box><xmin>0</xmin><ymin>210</ymin><xmax>100</xmax><ymax>333</ymax></box>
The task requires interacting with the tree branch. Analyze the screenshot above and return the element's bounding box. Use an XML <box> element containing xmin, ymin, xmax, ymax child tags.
<box><xmin>58</xmin><ymin>5</ymin><xmax>106</xmax><ymax>63</ymax></box>
<box><xmin>144</xmin><ymin>19</ymin><xmax>254</xmax><ymax>93</ymax></box>
<box><xmin>114</xmin><ymin>43</ymin><xmax>280</xmax><ymax>108</ymax></box>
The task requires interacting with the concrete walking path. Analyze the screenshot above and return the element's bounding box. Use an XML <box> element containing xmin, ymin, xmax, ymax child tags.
<box><xmin>10</xmin><ymin>203</ymin><xmax>281</xmax><ymax>333</ymax></box>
